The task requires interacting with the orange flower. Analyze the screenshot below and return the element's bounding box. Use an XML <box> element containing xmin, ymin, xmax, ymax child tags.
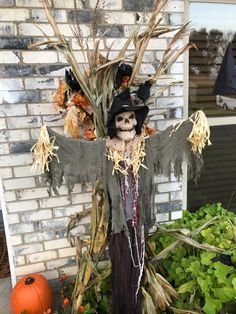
<box><xmin>63</xmin><ymin>298</ymin><xmax>70</xmax><ymax>305</ymax></box>
<box><xmin>79</xmin><ymin>306</ymin><xmax>85</xmax><ymax>312</ymax></box>
<box><xmin>71</xmin><ymin>91</ymin><xmax>89</xmax><ymax>108</ymax></box>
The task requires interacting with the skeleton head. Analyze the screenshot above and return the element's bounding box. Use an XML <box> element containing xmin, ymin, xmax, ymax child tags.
<box><xmin>115</xmin><ymin>111</ymin><xmax>137</xmax><ymax>142</ymax></box>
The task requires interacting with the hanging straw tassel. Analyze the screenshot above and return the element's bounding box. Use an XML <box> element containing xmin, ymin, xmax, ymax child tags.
<box><xmin>31</xmin><ymin>125</ymin><xmax>59</xmax><ymax>174</ymax></box>
<box><xmin>188</xmin><ymin>110</ymin><xmax>212</xmax><ymax>154</ymax></box>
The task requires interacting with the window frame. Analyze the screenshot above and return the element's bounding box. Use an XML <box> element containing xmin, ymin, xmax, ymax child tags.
<box><xmin>183</xmin><ymin>0</ymin><xmax>236</xmax><ymax>209</ymax></box>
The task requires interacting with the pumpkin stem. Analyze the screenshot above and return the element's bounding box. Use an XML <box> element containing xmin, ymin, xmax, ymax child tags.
<box><xmin>25</xmin><ymin>277</ymin><xmax>35</xmax><ymax>285</ymax></box>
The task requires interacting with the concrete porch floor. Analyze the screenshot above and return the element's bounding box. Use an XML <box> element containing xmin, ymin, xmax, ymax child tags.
<box><xmin>0</xmin><ymin>277</ymin><xmax>11</xmax><ymax>314</ymax></box>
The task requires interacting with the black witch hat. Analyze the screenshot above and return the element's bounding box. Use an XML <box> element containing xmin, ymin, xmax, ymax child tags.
<box><xmin>106</xmin><ymin>88</ymin><xmax>149</xmax><ymax>138</ymax></box>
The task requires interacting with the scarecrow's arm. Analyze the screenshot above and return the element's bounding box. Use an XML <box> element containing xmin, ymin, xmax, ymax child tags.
<box><xmin>31</xmin><ymin>126</ymin><xmax>104</xmax><ymax>193</ymax></box>
<box><xmin>149</xmin><ymin>111</ymin><xmax>211</xmax><ymax>181</ymax></box>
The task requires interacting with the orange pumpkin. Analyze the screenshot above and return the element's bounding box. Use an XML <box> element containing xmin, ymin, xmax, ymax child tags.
<box><xmin>11</xmin><ymin>273</ymin><xmax>53</xmax><ymax>314</ymax></box>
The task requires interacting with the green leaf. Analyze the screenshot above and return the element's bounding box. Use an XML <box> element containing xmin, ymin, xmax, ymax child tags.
<box><xmin>202</xmin><ymin>296</ymin><xmax>222</xmax><ymax>314</ymax></box>
<box><xmin>200</xmin><ymin>252</ymin><xmax>216</xmax><ymax>266</ymax></box>
<box><xmin>213</xmin><ymin>287</ymin><xmax>236</xmax><ymax>303</ymax></box>
<box><xmin>232</xmin><ymin>277</ymin><xmax>236</xmax><ymax>289</ymax></box>
<box><xmin>197</xmin><ymin>275</ymin><xmax>211</xmax><ymax>295</ymax></box>
<box><xmin>214</xmin><ymin>261</ymin><xmax>233</xmax><ymax>284</ymax></box>
<box><xmin>178</xmin><ymin>280</ymin><xmax>196</xmax><ymax>294</ymax></box>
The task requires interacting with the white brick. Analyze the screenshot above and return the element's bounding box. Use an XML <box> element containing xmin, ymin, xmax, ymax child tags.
<box><xmin>147</xmin><ymin>38</ymin><xmax>167</xmax><ymax>50</ymax></box>
<box><xmin>155</xmin><ymin>193</ymin><xmax>169</xmax><ymax>203</ymax></box>
<box><xmin>105</xmin><ymin>38</ymin><xmax>134</xmax><ymax>50</ymax></box>
<box><xmin>170</xmin><ymin>85</ymin><xmax>183</xmax><ymax>96</ymax></box>
<box><xmin>169</xmin><ymin>13</ymin><xmax>183</xmax><ymax>26</ymax></box>
<box><xmin>4</xmin><ymin>178</ymin><xmax>35</xmax><ymax>190</ymax></box>
<box><xmin>8</xmin><ymin>213</ymin><xmax>19</xmax><ymax>224</ymax></box>
<box><xmin>58</xmin><ymin>50</ymin><xmax>86</xmax><ymax>63</ymax></box>
<box><xmin>4</xmin><ymin>191</ymin><xmax>16</xmax><ymax>202</ymax></box>
<box><xmin>171</xmin><ymin>210</ymin><xmax>183</xmax><ymax>220</ymax></box>
<box><xmin>14</xmin><ymin>166</ymin><xmax>40</xmax><ymax>177</ymax></box>
<box><xmin>42</xmin><ymin>217</ymin><xmax>69</xmax><ymax>230</ymax></box>
<box><xmin>170</xmin><ymin>62</ymin><xmax>183</xmax><ymax>74</ymax></box>
<box><xmin>16</xmin><ymin>0</ymin><xmax>46</xmax><ymax>6</ymax></box>
<box><xmin>46</xmin><ymin>257</ymin><xmax>75</xmax><ymax>270</ymax></box>
<box><xmin>0</xmin><ymin>9</ymin><xmax>29</xmax><ymax>21</ymax></box>
<box><xmin>0</xmin><ymin>118</ymin><xmax>6</xmax><ymax>129</ymax></box>
<box><xmin>9</xmin><ymin>222</ymin><xmax>35</xmax><ymax>235</ymax></box>
<box><xmin>19</xmin><ymin>23</ymin><xmax>54</xmax><ymax>36</ymax></box>
<box><xmin>164</xmin><ymin>1</ymin><xmax>184</xmax><ymax>12</ymax></box>
<box><xmin>8</xmin><ymin>200</ymin><xmax>38</xmax><ymax>213</ymax></box>
<box><xmin>14</xmin><ymin>243</ymin><xmax>43</xmax><ymax>255</ymax></box>
<box><xmin>107</xmin><ymin>12</ymin><xmax>135</xmax><ymax>24</ymax></box>
<box><xmin>158</xmin><ymin>182</ymin><xmax>181</xmax><ymax>193</ymax></box>
<box><xmin>0</xmin><ymin>22</ymin><xmax>16</xmax><ymax>35</ymax></box>
<box><xmin>71</xmin><ymin>193</ymin><xmax>92</xmax><ymax>204</ymax></box>
<box><xmin>21</xmin><ymin>210</ymin><xmax>52</xmax><ymax>222</ymax></box>
<box><xmin>15</xmin><ymin>263</ymin><xmax>46</xmax><ymax>277</ymax></box>
<box><xmin>156</xmin><ymin>212</ymin><xmax>169</xmax><ymax>222</ymax></box>
<box><xmin>0</xmin><ymin>79</ymin><xmax>23</xmax><ymax>91</ymax></box>
<box><xmin>32</xmin><ymin>9</ymin><xmax>67</xmax><ymax>22</ymax></box>
<box><xmin>7</xmin><ymin>129</ymin><xmax>31</xmax><ymax>142</ymax></box>
<box><xmin>25</xmin><ymin>77</ymin><xmax>58</xmax><ymax>90</ymax></box>
<box><xmin>65</xmin><ymin>204</ymin><xmax>83</xmax><ymax>216</ymax></box>
<box><xmin>24</xmin><ymin>231</ymin><xmax>55</xmax><ymax>244</ymax></box>
<box><xmin>170</xmin><ymin>190</ymin><xmax>182</xmax><ymax>201</ymax></box>
<box><xmin>153</xmin><ymin>174</ymin><xmax>169</xmax><ymax>184</ymax></box>
<box><xmin>0</xmin><ymin>104</ymin><xmax>27</xmax><ymax>117</ymax></box>
<box><xmin>40</xmin><ymin>196</ymin><xmax>70</xmax><ymax>208</ymax></box>
<box><xmin>44</xmin><ymin>238</ymin><xmax>70</xmax><ymax>250</ymax></box>
<box><xmin>61</xmin><ymin>265</ymin><xmax>77</xmax><ymax>276</ymax></box>
<box><xmin>39</xmin><ymin>270</ymin><xmax>58</xmax><ymax>280</ymax></box>
<box><xmin>8</xmin><ymin>116</ymin><xmax>42</xmax><ymax>129</ymax></box>
<box><xmin>11</xmin><ymin>235</ymin><xmax>22</xmax><ymax>246</ymax></box>
<box><xmin>0</xmin><ymin>154</ymin><xmax>32</xmax><ymax>167</ymax></box>
<box><xmin>0</xmin><ymin>143</ymin><xmax>9</xmax><ymax>154</ymax></box>
<box><xmin>156</xmin><ymin>119</ymin><xmax>181</xmax><ymax>131</ymax></box>
<box><xmin>156</xmin><ymin>97</ymin><xmax>183</xmax><ymax>108</ymax></box>
<box><xmin>26</xmin><ymin>250</ymin><xmax>57</xmax><ymax>263</ymax></box>
<box><xmin>22</xmin><ymin>51</ymin><xmax>58</xmax><ymax>64</ymax></box>
<box><xmin>53</xmin><ymin>0</ymin><xmax>74</xmax><ymax>8</ymax></box>
<box><xmin>15</xmin><ymin>256</ymin><xmax>25</xmax><ymax>266</ymax></box>
<box><xmin>16</xmin><ymin>187</ymin><xmax>49</xmax><ymax>200</ymax></box>
<box><xmin>53</xmin><ymin>207</ymin><xmax>65</xmax><ymax>217</ymax></box>
<box><xmin>0</xmin><ymin>168</ymin><xmax>12</xmax><ymax>178</ymax></box>
<box><xmin>69</xmin><ymin>224</ymin><xmax>86</xmax><ymax>235</ymax></box>
<box><xmin>58</xmin><ymin>247</ymin><xmax>76</xmax><ymax>258</ymax></box>
<box><xmin>0</xmin><ymin>51</ymin><xmax>20</xmax><ymax>63</ymax></box>
<box><xmin>90</xmin><ymin>0</ymin><xmax>122</xmax><ymax>10</ymax></box>
<box><xmin>27</xmin><ymin>103</ymin><xmax>58</xmax><ymax>115</ymax></box>
<box><xmin>140</xmin><ymin>63</ymin><xmax>155</xmax><ymax>75</ymax></box>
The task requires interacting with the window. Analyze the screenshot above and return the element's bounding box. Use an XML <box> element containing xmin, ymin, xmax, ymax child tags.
<box><xmin>187</xmin><ymin>1</ymin><xmax>236</xmax><ymax>213</ymax></box>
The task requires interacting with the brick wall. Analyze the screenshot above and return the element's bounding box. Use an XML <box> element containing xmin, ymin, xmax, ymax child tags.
<box><xmin>0</xmin><ymin>0</ymin><xmax>185</xmax><ymax>283</ymax></box>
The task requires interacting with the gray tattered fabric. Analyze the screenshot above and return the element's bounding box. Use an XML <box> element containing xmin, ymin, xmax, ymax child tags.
<box><xmin>47</xmin><ymin>119</ymin><xmax>203</xmax><ymax>234</ymax></box>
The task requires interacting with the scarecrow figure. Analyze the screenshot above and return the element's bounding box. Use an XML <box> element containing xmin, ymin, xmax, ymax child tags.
<box><xmin>32</xmin><ymin>66</ymin><xmax>210</xmax><ymax>313</ymax></box>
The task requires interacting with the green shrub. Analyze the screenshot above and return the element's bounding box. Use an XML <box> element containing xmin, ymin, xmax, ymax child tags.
<box><xmin>151</xmin><ymin>203</ymin><xmax>236</xmax><ymax>314</ymax></box>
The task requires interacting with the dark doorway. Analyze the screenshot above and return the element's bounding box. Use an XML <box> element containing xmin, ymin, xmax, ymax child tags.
<box><xmin>0</xmin><ymin>211</ymin><xmax>10</xmax><ymax>278</ymax></box>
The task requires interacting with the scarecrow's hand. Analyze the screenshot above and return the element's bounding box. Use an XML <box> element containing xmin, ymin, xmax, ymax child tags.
<box><xmin>149</xmin><ymin>113</ymin><xmax>209</xmax><ymax>181</ymax></box>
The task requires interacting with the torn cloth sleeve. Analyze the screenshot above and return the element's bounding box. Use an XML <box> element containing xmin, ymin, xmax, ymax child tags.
<box><xmin>46</xmin><ymin>128</ymin><xmax>105</xmax><ymax>193</ymax></box>
<box><xmin>149</xmin><ymin>119</ymin><xmax>204</xmax><ymax>181</ymax></box>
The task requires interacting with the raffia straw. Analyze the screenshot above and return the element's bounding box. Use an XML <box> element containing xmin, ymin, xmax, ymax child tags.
<box><xmin>188</xmin><ymin>110</ymin><xmax>212</xmax><ymax>154</ymax></box>
<box><xmin>31</xmin><ymin>125</ymin><xmax>59</xmax><ymax>174</ymax></box>
<box><xmin>106</xmin><ymin>130</ymin><xmax>147</xmax><ymax>177</ymax></box>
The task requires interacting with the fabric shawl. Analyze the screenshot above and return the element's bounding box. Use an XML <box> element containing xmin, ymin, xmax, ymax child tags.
<box><xmin>45</xmin><ymin>119</ymin><xmax>203</xmax><ymax>233</ymax></box>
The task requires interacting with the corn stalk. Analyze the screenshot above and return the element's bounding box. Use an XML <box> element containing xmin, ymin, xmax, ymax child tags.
<box><xmin>66</xmin><ymin>180</ymin><xmax>108</xmax><ymax>313</ymax></box>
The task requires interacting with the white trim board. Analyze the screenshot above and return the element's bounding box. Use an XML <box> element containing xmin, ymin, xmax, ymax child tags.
<box><xmin>0</xmin><ymin>177</ymin><xmax>16</xmax><ymax>287</ymax></box>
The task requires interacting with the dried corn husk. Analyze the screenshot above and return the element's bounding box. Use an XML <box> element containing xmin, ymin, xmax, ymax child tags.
<box><xmin>64</xmin><ymin>106</ymin><xmax>80</xmax><ymax>138</ymax></box>
<box><xmin>188</xmin><ymin>110</ymin><xmax>212</xmax><ymax>153</ymax></box>
<box><xmin>31</xmin><ymin>125</ymin><xmax>59</xmax><ymax>174</ymax></box>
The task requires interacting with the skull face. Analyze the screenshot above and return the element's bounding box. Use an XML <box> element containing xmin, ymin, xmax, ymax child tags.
<box><xmin>115</xmin><ymin>111</ymin><xmax>137</xmax><ymax>142</ymax></box>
